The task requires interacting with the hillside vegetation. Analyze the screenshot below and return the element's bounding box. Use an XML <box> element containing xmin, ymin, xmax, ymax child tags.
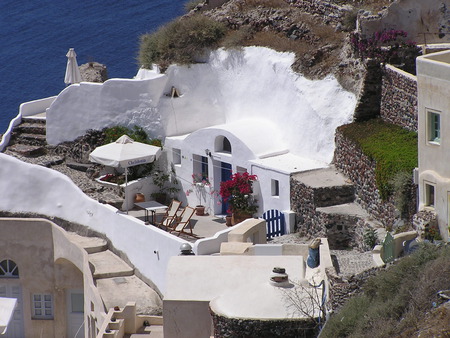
<box><xmin>338</xmin><ymin>119</ymin><xmax>418</xmax><ymax>200</ymax></box>
<box><xmin>321</xmin><ymin>244</ymin><xmax>450</xmax><ymax>337</ymax></box>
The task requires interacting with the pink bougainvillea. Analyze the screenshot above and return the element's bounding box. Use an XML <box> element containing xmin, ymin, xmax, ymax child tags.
<box><xmin>219</xmin><ymin>172</ymin><xmax>258</xmax><ymax>214</ymax></box>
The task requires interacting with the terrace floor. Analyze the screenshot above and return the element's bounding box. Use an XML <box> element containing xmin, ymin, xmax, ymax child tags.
<box><xmin>127</xmin><ymin>207</ymin><xmax>230</xmax><ymax>242</ymax></box>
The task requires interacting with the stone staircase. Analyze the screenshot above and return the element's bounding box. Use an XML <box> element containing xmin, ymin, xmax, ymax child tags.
<box><xmin>7</xmin><ymin>117</ymin><xmax>47</xmax><ymax>156</ymax></box>
<box><xmin>292</xmin><ymin>166</ymin><xmax>384</xmax><ymax>249</ymax></box>
<box><xmin>66</xmin><ymin>232</ymin><xmax>163</xmax><ymax>337</ymax></box>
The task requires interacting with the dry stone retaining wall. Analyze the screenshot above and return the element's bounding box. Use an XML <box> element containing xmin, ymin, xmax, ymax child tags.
<box><xmin>334</xmin><ymin>129</ymin><xmax>397</xmax><ymax>227</ymax></box>
<box><xmin>290</xmin><ymin>178</ymin><xmax>368</xmax><ymax>249</ymax></box>
<box><xmin>291</xmin><ymin>179</ymin><xmax>319</xmax><ymax>234</ymax></box>
<box><xmin>327</xmin><ymin>266</ymin><xmax>382</xmax><ymax>311</ymax></box>
<box><xmin>210</xmin><ymin>311</ymin><xmax>318</xmax><ymax>338</ymax></box>
<box><xmin>380</xmin><ymin>65</ymin><xmax>417</xmax><ymax>132</ymax></box>
<box><xmin>288</xmin><ymin>0</ymin><xmax>350</xmax><ymax>25</ymax></box>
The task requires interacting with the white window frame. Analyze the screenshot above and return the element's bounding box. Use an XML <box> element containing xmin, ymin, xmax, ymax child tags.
<box><xmin>427</xmin><ymin>109</ymin><xmax>441</xmax><ymax>144</ymax></box>
<box><xmin>32</xmin><ymin>294</ymin><xmax>53</xmax><ymax>319</ymax></box>
<box><xmin>173</xmin><ymin>148</ymin><xmax>181</xmax><ymax>165</ymax></box>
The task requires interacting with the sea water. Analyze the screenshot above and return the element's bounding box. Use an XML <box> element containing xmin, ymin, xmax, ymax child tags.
<box><xmin>0</xmin><ymin>0</ymin><xmax>186</xmax><ymax>133</ymax></box>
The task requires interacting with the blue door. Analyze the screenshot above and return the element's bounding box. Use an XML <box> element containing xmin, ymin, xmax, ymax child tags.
<box><xmin>221</xmin><ymin>162</ymin><xmax>232</xmax><ymax>214</ymax></box>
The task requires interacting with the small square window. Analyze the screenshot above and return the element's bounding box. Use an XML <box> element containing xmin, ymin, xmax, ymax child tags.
<box><xmin>428</xmin><ymin>110</ymin><xmax>441</xmax><ymax>144</ymax></box>
<box><xmin>271</xmin><ymin>179</ymin><xmax>280</xmax><ymax>197</ymax></box>
<box><xmin>32</xmin><ymin>294</ymin><xmax>53</xmax><ymax>319</ymax></box>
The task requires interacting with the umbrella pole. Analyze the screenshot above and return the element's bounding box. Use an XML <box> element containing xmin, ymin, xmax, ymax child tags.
<box><xmin>125</xmin><ymin>168</ymin><xmax>128</xmax><ymax>214</ymax></box>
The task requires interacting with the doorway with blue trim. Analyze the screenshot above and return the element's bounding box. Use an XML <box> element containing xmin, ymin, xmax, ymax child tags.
<box><xmin>221</xmin><ymin>162</ymin><xmax>232</xmax><ymax>214</ymax></box>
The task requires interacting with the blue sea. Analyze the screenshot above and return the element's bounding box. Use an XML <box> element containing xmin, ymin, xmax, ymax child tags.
<box><xmin>0</xmin><ymin>0</ymin><xmax>187</xmax><ymax>133</ymax></box>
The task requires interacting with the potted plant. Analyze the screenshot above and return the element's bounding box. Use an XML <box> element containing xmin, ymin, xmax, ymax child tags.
<box><xmin>151</xmin><ymin>166</ymin><xmax>180</xmax><ymax>204</ymax></box>
<box><xmin>219</xmin><ymin>172</ymin><xmax>258</xmax><ymax>225</ymax></box>
<box><xmin>187</xmin><ymin>173</ymin><xmax>211</xmax><ymax>216</ymax></box>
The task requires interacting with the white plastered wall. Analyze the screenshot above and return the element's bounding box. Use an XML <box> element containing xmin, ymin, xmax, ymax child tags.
<box><xmin>45</xmin><ymin>47</ymin><xmax>355</xmax><ymax>164</ymax></box>
<box><xmin>417</xmin><ymin>50</ymin><xmax>450</xmax><ymax>240</ymax></box>
<box><xmin>0</xmin><ymin>153</ymin><xmax>187</xmax><ymax>294</ymax></box>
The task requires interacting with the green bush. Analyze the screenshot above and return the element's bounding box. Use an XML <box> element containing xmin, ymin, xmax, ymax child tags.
<box><xmin>339</xmin><ymin>119</ymin><xmax>417</xmax><ymax>200</ymax></box>
<box><xmin>102</xmin><ymin>125</ymin><xmax>162</xmax><ymax>181</ymax></box>
<box><xmin>363</xmin><ymin>227</ymin><xmax>377</xmax><ymax>249</ymax></box>
<box><xmin>139</xmin><ymin>15</ymin><xmax>226</xmax><ymax>70</ymax></box>
<box><xmin>103</xmin><ymin>125</ymin><xmax>160</xmax><ymax>145</ymax></box>
<box><xmin>390</xmin><ymin>170</ymin><xmax>414</xmax><ymax>218</ymax></box>
<box><xmin>184</xmin><ymin>0</ymin><xmax>203</xmax><ymax>12</ymax></box>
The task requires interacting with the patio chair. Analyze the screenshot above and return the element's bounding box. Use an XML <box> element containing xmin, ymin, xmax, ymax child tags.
<box><xmin>170</xmin><ymin>206</ymin><xmax>199</xmax><ymax>238</ymax></box>
<box><xmin>156</xmin><ymin>199</ymin><xmax>181</xmax><ymax>229</ymax></box>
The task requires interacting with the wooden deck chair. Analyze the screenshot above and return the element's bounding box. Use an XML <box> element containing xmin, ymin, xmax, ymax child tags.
<box><xmin>157</xmin><ymin>200</ymin><xmax>181</xmax><ymax>229</ymax></box>
<box><xmin>170</xmin><ymin>206</ymin><xmax>198</xmax><ymax>238</ymax></box>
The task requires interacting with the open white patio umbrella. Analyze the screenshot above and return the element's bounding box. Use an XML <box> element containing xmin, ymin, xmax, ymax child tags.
<box><xmin>64</xmin><ymin>48</ymin><xmax>82</xmax><ymax>85</ymax></box>
<box><xmin>89</xmin><ymin>135</ymin><xmax>162</xmax><ymax>212</ymax></box>
<box><xmin>0</xmin><ymin>297</ymin><xmax>17</xmax><ymax>335</ymax></box>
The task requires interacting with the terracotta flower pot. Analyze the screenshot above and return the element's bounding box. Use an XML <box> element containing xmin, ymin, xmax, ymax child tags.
<box><xmin>196</xmin><ymin>205</ymin><xmax>205</xmax><ymax>216</ymax></box>
<box><xmin>231</xmin><ymin>212</ymin><xmax>252</xmax><ymax>225</ymax></box>
<box><xmin>134</xmin><ymin>193</ymin><xmax>145</xmax><ymax>203</ymax></box>
<box><xmin>225</xmin><ymin>215</ymin><xmax>233</xmax><ymax>227</ymax></box>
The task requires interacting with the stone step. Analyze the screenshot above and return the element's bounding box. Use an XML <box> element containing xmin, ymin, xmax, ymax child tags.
<box><xmin>89</xmin><ymin>250</ymin><xmax>134</xmax><ymax>279</ymax></box>
<box><xmin>66</xmin><ymin>161</ymin><xmax>94</xmax><ymax>172</ymax></box>
<box><xmin>143</xmin><ymin>325</ymin><xmax>163</xmax><ymax>334</ymax></box>
<box><xmin>292</xmin><ymin>165</ymin><xmax>355</xmax><ymax>207</ymax></box>
<box><xmin>7</xmin><ymin>143</ymin><xmax>46</xmax><ymax>157</ymax></box>
<box><xmin>96</xmin><ymin>275</ymin><xmax>162</xmax><ymax>315</ymax></box>
<box><xmin>14</xmin><ymin>122</ymin><xmax>46</xmax><ymax>135</ymax></box>
<box><xmin>13</xmin><ymin>133</ymin><xmax>47</xmax><ymax>146</ymax></box>
<box><xmin>317</xmin><ymin>202</ymin><xmax>369</xmax><ymax>218</ymax></box>
<box><xmin>66</xmin><ymin>232</ymin><xmax>108</xmax><ymax>254</ymax></box>
<box><xmin>314</xmin><ymin>185</ymin><xmax>355</xmax><ymax>207</ymax></box>
<box><xmin>22</xmin><ymin>116</ymin><xmax>46</xmax><ymax>124</ymax></box>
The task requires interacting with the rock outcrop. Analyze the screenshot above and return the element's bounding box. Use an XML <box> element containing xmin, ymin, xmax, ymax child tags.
<box><xmin>79</xmin><ymin>62</ymin><xmax>108</xmax><ymax>83</ymax></box>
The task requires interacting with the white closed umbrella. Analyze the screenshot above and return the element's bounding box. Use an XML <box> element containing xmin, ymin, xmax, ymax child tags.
<box><xmin>89</xmin><ymin>135</ymin><xmax>162</xmax><ymax>212</ymax></box>
<box><xmin>64</xmin><ymin>48</ymin><xmax>82</xmax><ymax>85</ymax></box>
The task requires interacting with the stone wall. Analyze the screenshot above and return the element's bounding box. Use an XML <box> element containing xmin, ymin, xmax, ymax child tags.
<box><xmin>327</xmin><ymin>266</ymin><xmax>382</xmax><ymax>311</ymax></box>
<box><xmin>380</xmin><ymin>65</ymin><xmax>417</xmax><ymax>132</ymax></box>
<box><xmin>289</xmin><ymin>0</ymin><xmax>350</xmax><ymax>26</ymax></box>
<box><xmin>290</xmin><ymin>178</ymin><xmax>370</xmax><ymax>249</ymax></box>
<box><xmin>333</xmin><ymin>129</ymin><xmax>397</xmax><ymax>227</ymax></box>
<box><xmin>353</xmin><ymin>59</ymin><xmax>383</xmax><ymax>122</ymax></box>
<box><xmin>290</xmin><ymin>178</ymin><xmax>318</xmax><ymax>235</ymax></box>
<box><xmin>210</xmin><ymin>311</ymin><xmax>318</xmax><ymax>338</ymax></box>
<box><xmin>357</xmin><ymin>0</ymin><xmax>450</xmax><ymax>44</ymax></box>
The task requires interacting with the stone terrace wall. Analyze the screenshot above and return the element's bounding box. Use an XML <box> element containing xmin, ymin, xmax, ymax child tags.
<box><xmin>289</xmin><ymin>0</ymin><xmax>349</xmax><ymax>25</ymax></box>
<box><xmin>327</xmin><ymin>266</ymin><xmax>382</xmax><ymax>311</ymax></box>
<box><xmin>290</xmin><ymin>178</ymin><xmax>373</xmax><ymax>249</ymax></box>
<box><xmin>291</xmin><ymin>179</ymin><xmax>320</xmax><ymax>234</ymax></box>
<box><xmin>334</xmin><ymin>129</ymin><xmax>397</xmax><ymax>227</ymax></box>
<box><xmin>380</xmin><ymin>64</ymin><xmax>417</xmax><ymax>132</ymax></box>
<box><xmin>210</xmin><ymin>311</ymin><xmax>317</xmax><ymax>338</ymax></box>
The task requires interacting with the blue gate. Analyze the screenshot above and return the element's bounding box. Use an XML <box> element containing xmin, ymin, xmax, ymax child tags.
<box><xmin>262</xmin><ymin>209</ymin><xmax>286</xmax><ymax>239</ymax></box>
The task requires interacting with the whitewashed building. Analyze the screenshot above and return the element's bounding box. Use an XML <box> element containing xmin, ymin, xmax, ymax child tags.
<box><xmin>417</xmin><ymin>49</ymin><xmax>450</xmax><ymax>241</ymax></box>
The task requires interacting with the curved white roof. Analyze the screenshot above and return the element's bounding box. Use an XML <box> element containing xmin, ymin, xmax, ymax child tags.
<box><xmin>205</xmin><ymin>119</ymin><xmax>288</xmax><ymax>159</ymax></box>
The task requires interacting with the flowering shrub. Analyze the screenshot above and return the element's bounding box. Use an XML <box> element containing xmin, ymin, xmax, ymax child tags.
<box><xmin>219</xmin><ymin>172</ymin><xmax>258</xmax><ymax>215</ymax></box>
<box><xmin>350</xmin><ymin>29</ymin><xmax>421</xmax><ymax>74</ymax></box>
<box><xmin>191</xmin><ymin>173</ymin><xmax>210</xmax><ymax>186</ymax></box>
<box><xmin>186</xmin><ymin>173</ymin><xmax>211</xmax><ymax>206</ymax></box>
<box><xmin>425</xmin><ymin>223</ymin><xmax>442</xmax><ymax>242</ymax></box>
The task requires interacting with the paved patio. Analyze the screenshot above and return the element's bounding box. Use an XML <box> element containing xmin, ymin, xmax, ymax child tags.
<box><xmin>127</xmin><ymin>206</ymin><xmax>230</xmax><ymax>242</ymax></box>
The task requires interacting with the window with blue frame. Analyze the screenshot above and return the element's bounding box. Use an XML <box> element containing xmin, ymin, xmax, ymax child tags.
<box><xmin>428</xmin><ymin>110</ymin><xmax>441</xmax><ymax>144</ymax></box>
